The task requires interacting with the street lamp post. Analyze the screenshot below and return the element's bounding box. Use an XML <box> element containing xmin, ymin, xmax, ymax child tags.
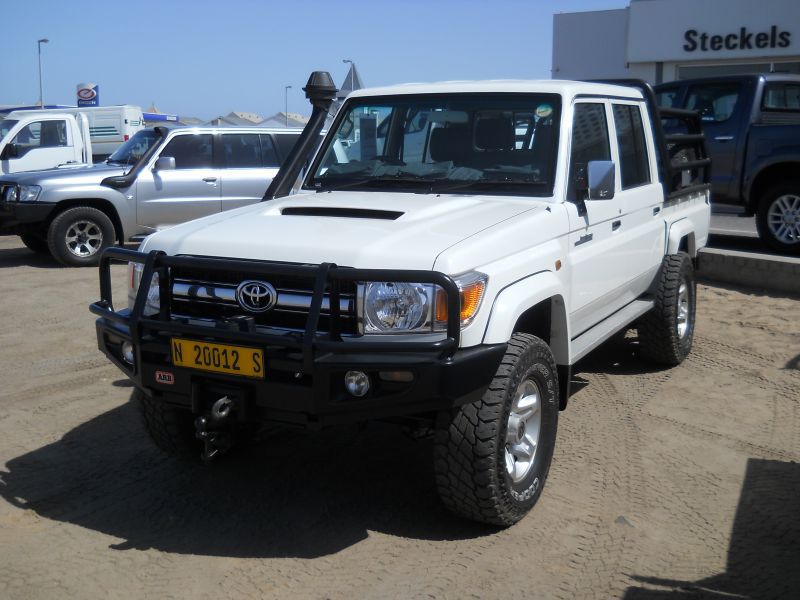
<box><xmin>284</xmin><ymin>85</ymin><xmax>292</xmax><ymax>127</ymax></box>
<box><xmin>37</xmin><ymin>38</ymin><xmax>49</xmax><ymax>108</ymax></box>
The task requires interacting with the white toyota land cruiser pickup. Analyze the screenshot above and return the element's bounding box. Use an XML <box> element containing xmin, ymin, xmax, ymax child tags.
<box><xmin>91</xmin><ymin>72</ymin><xmax>711</xmax><ymax>527</ymax></box>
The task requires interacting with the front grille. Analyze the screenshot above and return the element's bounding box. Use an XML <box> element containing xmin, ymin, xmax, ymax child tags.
<box><xmin>168</xmin><ymin>265</ymin><xmax>359</xmax><ymax>335</ymax></box>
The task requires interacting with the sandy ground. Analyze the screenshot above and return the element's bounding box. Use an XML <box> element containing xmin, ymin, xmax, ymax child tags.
<box><xmin>0</xmin><ymin>234</ymin><xmax>797</xmax><ymax>600</ymax></box>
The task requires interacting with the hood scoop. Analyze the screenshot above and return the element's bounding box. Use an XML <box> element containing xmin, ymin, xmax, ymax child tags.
<box><xmin>281</xmin><ymin>206</ymin><xmax>404</xmax><ymax>220</ymax></box>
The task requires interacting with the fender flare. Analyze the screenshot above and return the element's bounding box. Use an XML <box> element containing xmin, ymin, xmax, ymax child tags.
<box><xmin>667</xmin><ymin>218</ymin><xmax>696</xmax><ymax>256</ymax></box>
<box><xmin>482</xmin><ymin>270</ymin><xmax>570</xmax><ymax>365</ymax></box>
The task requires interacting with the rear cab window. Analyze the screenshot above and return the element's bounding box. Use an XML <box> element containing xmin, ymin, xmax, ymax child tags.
<box><xmin>218</xmin><ymin>133</ymin><xmax>280</xmax><ymax>168</ymax></box>
<box><xmin>612</xmin><ymin>104</ymin><xmax>651</xmax><ymax>189</ymax></box>
<box><xmin>762</xmin><ymin>83</ymin><xmax>800</xmax><ymax>111</ymax></box>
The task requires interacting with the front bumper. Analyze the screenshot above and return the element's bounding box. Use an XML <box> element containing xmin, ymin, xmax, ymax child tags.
<box><xmin>0</xmin><ymin>201</ymin><xmax>56</xmax><ymax>229</ymax></box>
<box><xmin>91</xmin><ymin>247</ymin><xmax>506</xmax><ymax>427</ymax></box>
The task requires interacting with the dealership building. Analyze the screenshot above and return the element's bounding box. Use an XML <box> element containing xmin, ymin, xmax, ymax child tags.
<box><xmin>552</xmin><ymin>0</ymin><xmax>800</xmax><ymax>84</ymax></box>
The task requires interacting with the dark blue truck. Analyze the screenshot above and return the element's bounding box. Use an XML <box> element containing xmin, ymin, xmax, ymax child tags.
<box><xmin>655</xmin><ymin>74</ymin><xmax>800</xmax><ymax>254</ymax></box>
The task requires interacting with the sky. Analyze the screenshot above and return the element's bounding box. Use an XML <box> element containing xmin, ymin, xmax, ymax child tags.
<box><xmin>1</xmin><ymin>0</ymin><xmax>629</xmax><ymax>121</ymax></box>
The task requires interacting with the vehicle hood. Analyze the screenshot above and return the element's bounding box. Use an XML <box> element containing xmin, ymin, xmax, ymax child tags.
<box><xmin>143</xmin><ymin>191</ymin><xmax>544</xmax><ymax>271</ymax></box>
<box><xmin>2</xmin><ymin>162</ymin><xmax>124</xmax><ymax>186</ymax></box>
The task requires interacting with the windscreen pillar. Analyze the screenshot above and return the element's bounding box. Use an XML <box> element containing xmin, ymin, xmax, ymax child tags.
<box><xmin>263</xmin><ymin>71</ymin><xmax>338</xmax><ymax>200</ymax></box>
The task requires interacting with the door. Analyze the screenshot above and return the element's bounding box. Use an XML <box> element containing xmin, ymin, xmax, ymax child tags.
<box><xmin>566</xmin><ymin>101</ymin><xmax>630</xmax><ymax>336</ymax></box>
<box><xmin>136</xmin><ymin>133</ymin><xmax>221</xmax><ymax>228</ymax></box>
<box><xmin>610</xmin><ymin>101</ymin><xmax>665</xmax><ymax>298</ymax></box>
<box><xmin>217</xmin><ymin>133</ymin><xmax>280</xmax><ymax>212</ymax></box>
<box><xmin>2</xmin><ymin>119</ymin><xmax>76</xmax><ymax>173</ymax></box>
<box><xmin>683</xmin><ymin>80</ymin><xmax>749</xmax><ymax>202</ymax></box>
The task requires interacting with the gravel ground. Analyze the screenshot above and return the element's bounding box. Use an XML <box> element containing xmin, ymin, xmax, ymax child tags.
<box><xmin>0</xmin><ymin>235</ymin><xmax>798</xmax><ymax>600</ymax></box>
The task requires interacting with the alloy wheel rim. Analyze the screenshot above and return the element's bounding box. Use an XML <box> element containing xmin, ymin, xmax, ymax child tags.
<box><xmin>767</xmin><ymin>194</ymin><xmax>800</xmax><ymax>245</ymax></box>
<box><xmin>504</xmin><ymin>377</ymin><xmax>542</xmax><ymax>483</ymax></box>
<box><xmin>65</xmin><ymin>220</ymin><xmax>103</xmax><ymax>257</ymax></box>
<box><xmin>677</xmin><ymin>281</ymin><xmax>690</xmax><ymax>339</ymax></box>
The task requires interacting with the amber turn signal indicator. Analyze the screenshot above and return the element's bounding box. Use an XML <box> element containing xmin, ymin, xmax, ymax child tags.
<box><xmin>436</xmin><ymin>279</ymin><xmax>487</xmax><ymax>325</ymax></box>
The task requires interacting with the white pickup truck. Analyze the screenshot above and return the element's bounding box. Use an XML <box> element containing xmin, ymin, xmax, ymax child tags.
<box><xmin>0</xmin><ymin>110</ymin><xmax>93</xmax><ymax>174</ymax></box>
<box><xmin>91</xmin><ymin>72</ymin><xmax>711</xmax><ymax>527</ymax></box>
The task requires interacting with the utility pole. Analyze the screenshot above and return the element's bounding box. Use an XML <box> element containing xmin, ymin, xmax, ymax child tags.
<box><xmin>37</xmin><ymin>38</ymin><xmax>49</xmax><ymax>108</ymax></box>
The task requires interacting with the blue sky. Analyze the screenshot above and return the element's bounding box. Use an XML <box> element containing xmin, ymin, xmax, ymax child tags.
<box><xmin>2</xmin><ymin>0</ymin><xmax>628</xmax><ymax>120</ymax></box>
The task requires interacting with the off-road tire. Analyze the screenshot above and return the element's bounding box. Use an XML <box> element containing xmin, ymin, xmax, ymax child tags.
<box><xmin>47</xmin><ymin>206</ymin><xmax>115</xmax><ymax>267</ymax></box>
<box><xmin>755</xmin><ymin>182</ymin><xmax>800</xmax><ymax>255</ymax></box>
<box><xmin>638</xmin><ymin>251</ymin><xmax>696</xmax><ymax>365</ymax></box>
<box><xmin>135</xmin><ymin>389</ymin><xmax>203</xmax><ymax>461</ymax></box>
<box><xmin>19</xmin><ymin>231</ymin><xmax>49</xmax><ymax>254</ymax></box>
<box><xmin>434</xmin><ymin>333</ymin><xmax>559</xmax><ymax>527</ymax></box>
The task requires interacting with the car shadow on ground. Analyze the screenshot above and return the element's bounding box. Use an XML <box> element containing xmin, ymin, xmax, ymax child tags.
<box><xmin>621</xmin><ymin>458</ymin><xmax>800</xmax><ymax>599</ymax></box>
<box><xmin>0</xmin><ymin>395</ymin><xmax>495</xmax><ymax>559</ymax></box>
<box><xmin>0</xmin><ymin>244</ymin><xmax>61</xmax><ymax>268</ymax></box>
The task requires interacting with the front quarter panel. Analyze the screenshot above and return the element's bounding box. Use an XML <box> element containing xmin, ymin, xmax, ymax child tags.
<box><xmin>481</xmin><ymin>270</ymin><xmax>570</xmax><ymax>364</ymax></box>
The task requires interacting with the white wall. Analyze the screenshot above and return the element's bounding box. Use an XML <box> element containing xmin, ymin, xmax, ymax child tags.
<box><xmin>627</xmin><ymin>0</ymin><xmax>800</xmax><ymax>63</ymax></box>
<box><xmin>552</xmin><ymin>9</ymin><xmax>633</xmax><ymax>81</ymax></box>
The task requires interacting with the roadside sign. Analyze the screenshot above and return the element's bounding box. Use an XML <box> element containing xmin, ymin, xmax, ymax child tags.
<box><xmin>77</xmin><ymin>83</ymin><xmax>99</xmax><ymax>107</ymax></box>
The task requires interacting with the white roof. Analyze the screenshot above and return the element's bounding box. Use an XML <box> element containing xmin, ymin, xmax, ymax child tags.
<box><xmin>348</xmin><ymin>79</ymin><xmax>644</xmax><ymax>100</ymax></box>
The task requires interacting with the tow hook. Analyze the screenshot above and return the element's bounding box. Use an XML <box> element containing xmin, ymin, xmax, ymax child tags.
<box><xmin>195</xmin><ymin>396</ymin><xmax>235</xmax><ymax>461</ymax></box>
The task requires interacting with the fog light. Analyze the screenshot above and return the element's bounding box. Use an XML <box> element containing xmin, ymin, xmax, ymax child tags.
<box><xmin>121</xmin><ymin>341</ymin><xmax>135</xmax><ymax>364</ymax></box>
<box><xmin>344</xmin><ymin>370</ymin><xmax>370</xmax><ymax>397</ymax></box>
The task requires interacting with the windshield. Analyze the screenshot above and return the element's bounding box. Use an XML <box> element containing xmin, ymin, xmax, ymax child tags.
<box><xmin>0</xmin><ymin>119</ymin><xmax>18</xmax><ymax>139</ymax></box>
<box><xmin>306</xmin><ymin>93</ymin><xmax>561</xmax><ymax>196</ymax></box>
<box><xmin>107</xmin><ymin>129</ymin><xmax>161</xmax><ymax>166</ymax></box>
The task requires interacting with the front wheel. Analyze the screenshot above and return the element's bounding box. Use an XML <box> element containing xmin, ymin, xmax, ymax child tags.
<box><xmin>434</xmin><ymin>333</ymin><xmax>559</xmax><ymax>527</ymax></box>
<box><xmin>47</xmin><ymin>206</ymin><xmax>115</xmax><ymax>267</ymax></box>
<box><xmin>755</xmin><ymin>183</ymin><xmax>800</xmax><ymax>255</ymax></box>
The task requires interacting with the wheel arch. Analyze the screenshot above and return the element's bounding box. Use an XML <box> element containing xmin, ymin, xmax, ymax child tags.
<box><xmin>746</xmin><ymin>161</ymin><xmax>800</xmax><ymax>213</ymax></box>
<box><xmin>482</xmin><ymin>271</ymin><xmax>570</xmax><ymax>366</ymax></box>
<box><xmin>46</xmin><ymin>198</ymin><xmax>124</xmax><ymax>244</ymax></box>
<box><xmin>667</xmin><ymin>219</ymin><xmax>697</xmax><ymax>257</ymax></box>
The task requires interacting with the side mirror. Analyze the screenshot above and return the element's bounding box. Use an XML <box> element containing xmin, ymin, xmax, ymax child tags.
<box><xmin>153</xmin><ymin>156</ymin><xmax>176</xmax><ymax>171</ymax></box>
<box><xmin>0</xmin><ymin>143</ymin><xmax>18</xmax><ymax>160</ymax></box>
<box><xmin>587</xmin><ymin>160</ymin><xmax>615</xmax><ymax>200</ymax></box>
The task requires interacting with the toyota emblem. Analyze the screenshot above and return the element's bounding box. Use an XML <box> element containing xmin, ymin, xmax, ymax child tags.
<box><xmin>235</xmin><ymin>280</ymin><xmax>277</xmax><ymax>313</ymax></box>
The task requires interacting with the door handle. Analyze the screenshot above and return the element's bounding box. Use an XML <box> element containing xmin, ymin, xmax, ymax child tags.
<box><xmin>612</xmin><ymin>220</ymin><xmax>622</xmax><ymax>231</ymax></box>
<box><xmin>714</xmin><ymin>135</ymin><xmax>734</xmax><ymax>142</ymax></box>
<box><xmin>575</xmin><ymin>233</ymin><xmax>593</xmax><ymax>246</ymax></box>
<box><xmin>202</xmin><ymin>177</ymin><xmax>217</xmax><ymax>183</ymax></box>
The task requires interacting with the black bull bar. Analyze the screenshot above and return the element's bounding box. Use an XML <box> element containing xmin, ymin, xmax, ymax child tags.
<box><xmin>89</xmin><ymin>247</ymin><xmax>464</xmax><ymax>372</ymax></box>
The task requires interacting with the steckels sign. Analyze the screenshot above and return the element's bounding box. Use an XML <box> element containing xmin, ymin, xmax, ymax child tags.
<box><xmin>627</xmin><ymin>0</ymin><xmax>798</xmax><ymax>63</ymax></box>
<box><xmin>683</xmin><ymin>26</ymin><xmax>791</xmax><ymax>53</ymax></box>
<box><xmin>76</xmin><ymin>83</ymin><xmax>99</xmax><ymax>107</ymax></box>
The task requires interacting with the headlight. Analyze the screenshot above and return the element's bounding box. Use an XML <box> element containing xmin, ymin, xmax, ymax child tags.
<box><xmin>128</xmin><ymin>262</ymin><xmax>160</xmax><ymax>316</ymax></box>
<box><xmin>17</xmin><ymin>185</ymin><xmax>41</xmax><ymax>202</ymax></box>
<box><xmin>363</xmin><ymin>282</ymin><xmax>433</xmax><ymax>333</ymax></box>
<box><xmin>360</xmin><ymin>272</ymin><xmax>488</xmax><ymax>334</ymax></box>
<box><xmin>4</xmin><ymin>186</ymin><xmax>18</xmax><ymax>202</ymax></box>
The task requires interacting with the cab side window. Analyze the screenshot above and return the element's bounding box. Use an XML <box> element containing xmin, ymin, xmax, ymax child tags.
<box><xmin>11</xmin><ymin>120</ymin><xmax>68</xmax><ymax>156</ymax></box>
<box><xmin>686</xmin><ymin>83</ymin><xmax>740</xmax><ymax>122</ymax></box>
<box><xmin>569</xmin><ymin>103</ymin><xmax>610</xmax><ymax>200</ymax></box>
<box><xmin>160</xmin><ymin>134</ymin><xmax>213</xmax><ymax>169</ymax></box>
<box><xmin>612</xmin><ymin>104</ymin><xmax>650</xmax><ymax>189</ymax></box>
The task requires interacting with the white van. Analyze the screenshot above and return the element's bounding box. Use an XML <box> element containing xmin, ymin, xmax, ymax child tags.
<box><xmin>5</xmin><ymin>105</ymin><xmax>144</xmax><ymax>162</ymax></box>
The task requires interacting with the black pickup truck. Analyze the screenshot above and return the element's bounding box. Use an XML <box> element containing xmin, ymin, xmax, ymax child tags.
<box><xmin>655</xmin><ymin>74</ymin><xmax>800</xmax><ymax>254</ymax></box>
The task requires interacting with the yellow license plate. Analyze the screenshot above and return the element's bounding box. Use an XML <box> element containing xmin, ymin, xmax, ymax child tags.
<box><xmin>171</xmin><ymin>338</ymin><xmax>265</xmax><ymax>378</ymax></box>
